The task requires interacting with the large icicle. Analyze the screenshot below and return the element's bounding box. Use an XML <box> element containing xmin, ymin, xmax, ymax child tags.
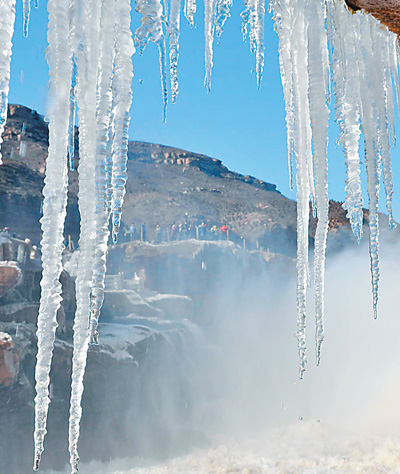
<box><xmin>204</xmin><ymin>0</ymin><xmax>218</xmax><ymax>91</ymax></box>
<box><xmin>169</xmin><ymin>0</ymin><xmax>181</xmax><ymax>102</ymax></box>
<box><xmin>241</xmin><ymin>0</ymin><xmax>265</xmax><ymax>87</ymax></box>
<box><xmin>371</xmin><ymin>23</ymin><xmax>395</xmax><ymax>230</ymax></box>
<box><xmin>357</xmin><ymin>13</ymin><xmax>381</xmax><ymax>319</ymax></box>
<box><xmin>33</xmin><ymin>0</ymin><xmax>72</xmax><ymax>469</ymax></box>
<box><xmin>306</xmin><ymin>0</ymin><xmax>329</xmax><ymax>366</ymax></box>
<box><xmin>330</xmin><ymin>1</ymin><xmax>364</xmax><ymax>241</ymax></box>
<box><xmin>0</xmin><ymin>0</ymin><xmax>16</xmax><ymax>164</ymax></box>
<box><xmin>135</xmin><ymin>0</ymin><xmax>167</xmax><ymax>121</ymax></box>
<box><xmin>291</xmin><ymin>3</ymin><xmax>312</xmax><ymax>379</ymax></box>
<box><xmin>68</xmin><ymin>0</ymin><xmax>102</xmax><ymax>471</ymax></box>
<box><xmin>271</xmin><ymin>0</ymin><xmax>295</xmax><ymax>190</ymax></box>
<box><xmin>88</xmin><ymin>0</ymin><xmax>116</xmax><ymax>345</ymax></box>
<box><xmin>111</xmin><ymin>0</ymin><xmax>134</xmax><ymax>243</ymax></box>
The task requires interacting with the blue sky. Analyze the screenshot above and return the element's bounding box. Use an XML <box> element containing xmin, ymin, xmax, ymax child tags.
<box><xmin>8</xmin><ymin>0</ymin><xmax>400</xmax><ymax>221</ymax></box>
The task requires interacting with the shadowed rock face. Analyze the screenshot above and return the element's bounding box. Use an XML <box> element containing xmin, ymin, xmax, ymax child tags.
<box><xmin>345</xmin><ymin>0</ymin><xmax>400</xmax><ymax>35</ymax></box>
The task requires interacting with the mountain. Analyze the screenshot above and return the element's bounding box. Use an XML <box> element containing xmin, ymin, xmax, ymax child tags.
<box><xmin>0</xmin><ymin>103</ymin><xmax>382</xmax><ymax>256</ymax></box>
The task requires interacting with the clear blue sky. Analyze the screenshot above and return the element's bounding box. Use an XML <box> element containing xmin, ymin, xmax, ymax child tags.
<box><xmin>8</xmin><ymin>0</ymin><xmax>400</xmax><ymax>221</ymax></box>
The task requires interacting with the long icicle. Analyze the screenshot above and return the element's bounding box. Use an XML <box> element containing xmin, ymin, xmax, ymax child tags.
<box><xmin>271</xmin><ymin>0</ymin><xmax>295</xmax><ymax>190</ymax></box>
<box><xmin>89</xmin><ymin>0</ymin><xmax>117</xmax><ymax>345</ymax></box>
<box><xmin>169</xmin><ymin>0</ymin><xmax>181</xmax><ymax>103</ymax></box>
<box><xmin>306</xmin><ymin>0</ymin><xmax>329</xmax><ymax>366</ymax></box>
<box><xmin>371</xmin><ymin>23</ymin><xmax>395</xmax><ymax>230</ymax></box>
<box><xmin>111</xmin><ymin>0</ymin><xmax>134</xmax><ymax>243</ymax></box>
<box><xmin>0</xmin><ymin>0</ymin><xmax>16</xmax><ymax>164</ymax></box>
<box><xmin>291</xmin><ymin>2</ymin><xmax>311</xmax><ymax>379</ymax></box>
<box><xmin>68</xmin><ymin>0</ymin><xmax>102</xmax><ymax>470</ymax></box>
<box><xmin>204</xmin><ymin>0</ymin><xmax>218</xmax><ymax>92</ymax></box>
<box><xmin>33</xmin><ymin>0</ymin><xmax>72</xmax><ymax>468</ymax></box>
<box><xmin>357</xmin><ymin>13</ymin><xmax>380</xmax><ymax>319</ymax></box>
<box><xmin>330</xmin><ymin>1</ymin><xmax>364</xmax><ymax>241</ymax></box>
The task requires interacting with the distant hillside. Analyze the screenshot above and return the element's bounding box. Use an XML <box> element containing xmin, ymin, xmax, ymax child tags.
<box><xmin>0</xmin><ymin>104</ymin><xmax>388</xmax><ymax>255</ymax></box>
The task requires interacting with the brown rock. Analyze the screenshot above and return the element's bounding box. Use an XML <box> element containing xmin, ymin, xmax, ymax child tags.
<box><xmin>0</xmin><ymin>262</ymin><xmax>22</xmax><ymax>296</ymax></box>
<box><xmin>345</xmin><ymin>0</ymin><xmax>400</xmax><ymax>35</ymax></box>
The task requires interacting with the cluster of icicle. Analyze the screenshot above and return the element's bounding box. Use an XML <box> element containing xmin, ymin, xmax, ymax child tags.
<box><xmin>30</xmin><ymin>0</ymin><xmax>135</xmax><ymax>472</ymax></box>
<box><xmin>0</xmin><ymin>0</ymin><xmax>399</xmax><ymax>471</ymax></box>
<box><xmin>271</xmin><ymin>0</ymin><xmax>400</xmax><ymax>378</ymax></box>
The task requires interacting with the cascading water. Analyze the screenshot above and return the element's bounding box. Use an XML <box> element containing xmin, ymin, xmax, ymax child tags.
<box><xmin>0</xmin><ymin>0</ymin><xmax>398</xmax><ymax>471</ymax></box>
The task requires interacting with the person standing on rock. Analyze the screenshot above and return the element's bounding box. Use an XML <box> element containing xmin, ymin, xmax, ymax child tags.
<box><xmin>155</xmin><ymin>224</ymin><xmax>161</xmax><ymax>244</ymax></box>
<box><xmin>130</xmin><ymin>223</ymin><xmax>137</xmax><ymax>241</ymax></box>
<box><xmin>141</xmin><ymin>223</ymin><xmax>147</xmax><ymax>241</ymax></box>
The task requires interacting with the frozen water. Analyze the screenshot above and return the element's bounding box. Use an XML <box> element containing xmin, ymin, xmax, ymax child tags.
<box><xmin>33</xmin><ymin>0</ymin><xmax>72</xmax><ymax>468</ymax></box>
<box><xmin>0</xmin><ymin>0</ymin><xmax>397</xmax><ymax>469</ymax></box>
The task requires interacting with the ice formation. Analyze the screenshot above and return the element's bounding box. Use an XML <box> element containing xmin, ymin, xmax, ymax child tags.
<box><xmin>271</xmin><ymin>0</ymin><xmax>399</xmax><ymax>375</ymax></box>
<box><xmin>0</xmin><ymin>0</ymin><xmax>16</xmax><ymax>165</ymax></box>
<box><xmin>0</xmin><ymin>0</ymin><xmax>397</xmax><ymax>470</ymax></box>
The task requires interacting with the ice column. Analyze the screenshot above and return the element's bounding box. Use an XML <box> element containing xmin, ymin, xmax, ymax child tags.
<box><xmin>33</xmin><ymin>0</ymin><xmax>72</xmax><ymax>468</ymax></box>
<box><xmin>88</xmin><ymin>0</ymin><xmax>116</xmax><ymax>344</ymax></box>
<box><xmin>306</xmin><ymin>0</ymin><xmax>330</xmax><ymax>365</ymax></box>
<box><xmin>68</xmin><ymin>0</ymin><xmax>102</xmax><ymax>470</ymax></box>
<box><xmin>0</xmin><ymin>0</ymin><xmax>16</xmax><ymax>164</ymax></box>
<box><xmin>330</xmin><ymin>0</ymin><xmax>364</xmax><ymax>241</ymax></box>
<box><xmin>271</xmin><ymin>0</ymin><xmax>295</xmax><ymax>190</ymax></box>
<box><xmin>111</xmin><ymin>0</ymin><xmax>134</xmax><ymax>243</ymax></box>
<box><xmin>204</xmin><ymin>0</ymin><xmax>217</xmax><ymax>91</ymax></box>
<box><xmin>169</xmin><ymin>0</ymin><xmax>181</xmax><ymax>102</ymax></box>
<box><xmin>292</xmin><ymin>3</ymin><xmax>312</xmax><ymax>379</ymax></box>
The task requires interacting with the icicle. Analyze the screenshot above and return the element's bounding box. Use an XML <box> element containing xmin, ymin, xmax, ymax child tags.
<box><xmin>356</xmin><ymin>13</ymin><xmax>380</xmax><ymax>319</ymax></box>
<box><xmin>184</xmin><ymin>0</ymin><xmax>196</xmax><ymax>27</ymax></box>
<box><xmin>68</xmin><ymin>0</ymin><xmax>102</xmax><ymax>470</ymax></box>
<box><xmin>169</xmin><ymin>0</ymin><xmax>181</xmax><ymax>103</ymax></box>
<box><xmin>216</xmin><ymin>0</ymin><xmax>232</xmax><ymax>41</ymax></box>
<box><xmin>271</xmin><ymin>0</ymin><xmax>295</xmax><ymax>190</ymax></box>
<box><xmin>89</xmin><ymin>0</ymin><xmax>117</xmax><ymax>345</ymax></box>
<box><xmin>0</xmin><ymin>0</ymin><xmax>16</xmax><ymax>165</ymax></box>
<box><xmin>371</xmin><ymin>23</ymin><xmax>395</xmax><ymax>230</ymax></box>
<box><xmin>390</xmin><ymin>37</ymin><xmax>400</xmax><ymax>113</ymax></box>
<box><xmin>33</xmin><ymin>0</ymin><xmax>72</xmax><ymax>469</ymax></box>
<box><xmin>68</xmin><ymin>55</ymin><xmax>77</xmax><ymax>171</ymax></box>
<box><xmin>306</xmin><ymin>0</ymin><xmax>329</xmax><ymax>366</ymax></box>
<box><xmin>204</xmin><ymin>0</ymin><xmax>217</xmax><ymax>92</ymax></box>
<box><xmin>330</xmin><ymin>1</ymin><xmax>364</xmax><ymax>241</ymax></box>
<box><xmin>34</xmin><ymin>0</ymin><xmax>39</xmax><ymax>8</ymax></box>
<box><xmin>111</xmin><ymin>0</ymin><xmax>134</xmax><ymax>243</ymax></box>
<box><xmin>291</xmin><ymin>3</ymin><xmax>311</xmax><ymax>379</ymax></box>
<box><xmin>23</xmin><ymin>0</ymin><xmax>31</xmax><ymax>37</ymax></box>
<box><xmin>135</xmin><ymin>0</ymin><xmax>167</xmax><ymax>121</ymax></box>
<box><xmin>241</xmin><ymin>0</ymin><xmax>265</xmax><ymax>87</ymax></box>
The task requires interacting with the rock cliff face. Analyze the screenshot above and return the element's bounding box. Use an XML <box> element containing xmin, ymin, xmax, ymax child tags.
<box><xmin>0</xmin><ymin>104</ymin><xmax>367</xmax><ymax>257</ymax></box>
